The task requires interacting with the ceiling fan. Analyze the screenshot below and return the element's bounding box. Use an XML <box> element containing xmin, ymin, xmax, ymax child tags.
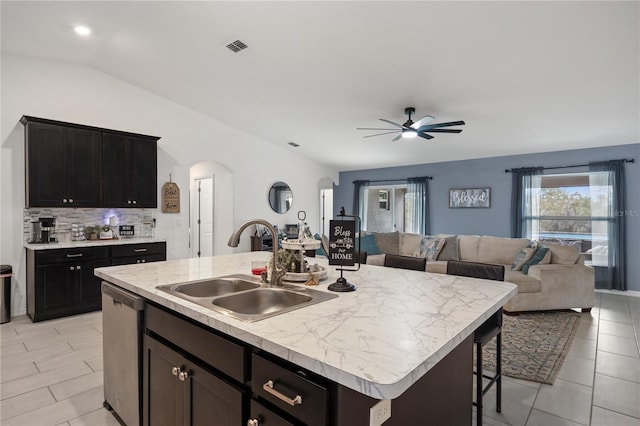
<box><xmin>357</xmin><ymin>107</ymin><xmax>465</xmax><ymax>141</ymax></box>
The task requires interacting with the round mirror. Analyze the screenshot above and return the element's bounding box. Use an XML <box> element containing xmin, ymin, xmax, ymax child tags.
<box><xmin>268</xmin><ymin>182</ymin><xmax>293</xmax><ymax>214</ymax></box>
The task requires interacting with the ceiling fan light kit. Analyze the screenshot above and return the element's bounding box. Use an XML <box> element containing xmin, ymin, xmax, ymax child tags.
<box><xmin>357</xmin><ymin>106</ymin><xmax>465</xmax><ymax>142</ymax></box>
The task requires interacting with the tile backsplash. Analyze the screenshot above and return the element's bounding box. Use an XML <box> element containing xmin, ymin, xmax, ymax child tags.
<box><xmin>24</xmin><ymin>208</ymin><xmax>157</xmax><ymax>242</ymax></box>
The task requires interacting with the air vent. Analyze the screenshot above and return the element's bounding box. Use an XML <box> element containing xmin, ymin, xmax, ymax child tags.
<box><xmin>226</xmin><ymin>39</ymin><xmax>248</xmax><ymax>53</ymax></box>
<box><xmin>287</xmin><ymin>142</ymin><xmax>300</xmax><ymax>147</ymax></box>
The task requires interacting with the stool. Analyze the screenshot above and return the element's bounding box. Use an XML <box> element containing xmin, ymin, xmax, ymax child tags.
<box><xmin>446</xmin><ymin>261</ymin><xmax>504</xmax><ymax>426</ymax></box>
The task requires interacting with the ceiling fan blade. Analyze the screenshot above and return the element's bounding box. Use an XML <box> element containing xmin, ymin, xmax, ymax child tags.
<box><xmin>362</xmin><ymin>131</ymin><xmax>400</xmax><ymax>138</ymax></box>
<box><xmin>418</xmin><ymin>132</ymin><xmax>435</xmax><ymax>140</ymax></box>
<box><xmin>422</xmin><ymin>128</ymin><xmax>463</xmax><ymax>133</ymax></box>
<box><xmin>392</xmin><ymin>134</ymin><xmax>403</xmax><ymax>142</ymax></box>
<box><xmin>418</xmin><ymin>120</ymin><xmax>466</xmax><ymax>131</ymax></box>
<box><xmin>410</xmin><ymin>115</ymin><xmax>435</xmax><ymax>129</ymax></box>
<box><xmin>356</xmin><ymin>127</ymin><xmax>399</xmax><ymax>131</ymax></box>
<box><xmin>379</xmin><ymin>118</ymin><xmax>406</xmax><ymax>129</ymax></box>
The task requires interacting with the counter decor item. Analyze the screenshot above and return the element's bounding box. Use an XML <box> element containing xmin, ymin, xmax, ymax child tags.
<box><xmin>276</xmin><ymin>211</ymin><xmax>326</xmax><ymax>282</ymax></box>
<box><xmin>84</xmin><ymin>225</ymin><xmax>100</xmax><ymax>240</ymax></box>
<box><xmin>161</xmin><ymin>175</ymin><xmax>180</xmax><ymax>213</ymax></box>
<box><xmin>327</xmin><ymin>207</ymin><xmax>360</xmax><ymax>292</ymax></box>
<box><xmin>99</xmin><ymin>225</ymin><xmax>114</xmax><ymax>239</ymax></box>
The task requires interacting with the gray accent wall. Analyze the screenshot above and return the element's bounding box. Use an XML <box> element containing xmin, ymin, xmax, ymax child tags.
<box><xmin>334</xmin><ymin>144</ymin><xmax>640</xmax><ymax>292</ymax></box>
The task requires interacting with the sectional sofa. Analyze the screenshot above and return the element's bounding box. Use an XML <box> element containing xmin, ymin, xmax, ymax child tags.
<box><xmin>363</xmin><ymin>232</ymin><xmax>595</xmax><ymax>313</ymax></box>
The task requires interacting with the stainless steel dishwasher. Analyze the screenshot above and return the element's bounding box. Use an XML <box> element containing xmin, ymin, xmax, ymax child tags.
<box><xmin>102</xmin><ymin>281</ymin><xmax>145</xmax><ymax>426</ymax></box>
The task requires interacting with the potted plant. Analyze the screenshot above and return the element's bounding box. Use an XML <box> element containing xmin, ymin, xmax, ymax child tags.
<box><xmin>84</xmin><ymin>225</ymin><xmax>99</xmax><ymax>240</ymax></box>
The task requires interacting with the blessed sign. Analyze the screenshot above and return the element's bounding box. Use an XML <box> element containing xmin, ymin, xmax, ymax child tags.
<box><xmin>162</xmin><ymin>182</ymin><xmax>180</xmax><ymax>213</ymax></box>
<box><xmin>328</xmin><ymin>219</ymin><xmax>355</xmax><ymax>266</ymax></box>
<box><xmin>449</xmin><ymin>187</ymin><xmax>491</xmax><ymax>208</ymax></box>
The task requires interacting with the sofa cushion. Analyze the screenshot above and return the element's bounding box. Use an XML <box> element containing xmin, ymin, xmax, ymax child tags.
<box><xmin>372</xmin><ymin>231</ymin><xmax>399</xmax><ymax>255</ymax></box>
<box><xmin>504</xmin><ymin>269</ymin><xmax>542</xmax><ymax>293</ymax></box>
<box><xmin>426</xmin><ymin>260</ymin><xmax>448</xmax><ymax>274</ymax></box>
<box><xmin>458</xmin><ymin>235</ymin><xmax>481</xmax><ymax>262</ymax></box>
<box><xmin>544</xmin><ymin>241</ymin><xmax>581</xmax><ymax>265</ymax></box>
<box><xmin>437</xmin><ymin>236</ymin><xmax>459</xmax><ymax>261</ymax></box>
<box><xmin>478</xmin><ymin>236</ymin><xmax>530</xmax><ymax>265</ymax></box>
<box><xmin>384</xmin><ymin>254</ymin><xmax>427</xmax><ymax>271</ymax></box>
<box><xmin>367</xmin><ymin>254</ymin><xmax>385</xmax><ymax>266</ymax></box>
<box><xmin>522</xmin><ymin>245</ymin><xmax>550</xmax><ymax>274</ymax></box>
<box><xmin>415</xmin><ymin>236</ymin><xmax>445</xmax><ymax>260</ymax></box>
<box><xmin>511</xmin><ymin>241</ymin><xmax>537</xmax><ymax>271</ymax></box>
<box><xmin>400</xmin><ymin>233</ymin><xmax>424</xmax><ymax>256</ymax></box>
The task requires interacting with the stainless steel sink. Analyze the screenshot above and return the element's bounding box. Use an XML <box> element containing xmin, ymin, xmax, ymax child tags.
<box><xmin>169</xmin><ymin>278</ymin><xmax>260</xmax><ymax>297</ymax></box>
<box><xmin>157</xmin><ymin>274</ymin><xmax>337</xmax><ymax>322</ymax></box>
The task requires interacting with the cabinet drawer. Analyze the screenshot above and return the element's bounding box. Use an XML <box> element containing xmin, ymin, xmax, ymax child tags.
<box><xmin>35</xmin><ymin>247</ymin><xmax>109</xmax><ymax>264</ymax></box>
<box><xmin>252</xmin><ymin>354</ymin><xmax>328</xmax><ymax>426</ymax></box>
<box><xmin>249</xmin><ymin>400</ymin><xmax>296</xmax><ymax>426</ymax></box>
<box><xmin>111</xmin><ymin>242</ymin><xmax>166</xmax><ymax>258</ymax></box>
<box><xmin>145</xmin><ymin>304</ymin><xmax>247</xmax><ymax>383</ymax></box>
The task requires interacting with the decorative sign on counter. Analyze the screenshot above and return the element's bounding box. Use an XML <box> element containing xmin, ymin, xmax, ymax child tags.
<box><xmin>162</xmin><ymin>180</ymin><xmax>180</xmax><ymax>213</ymax></box>
<box><xmin>328</xmin><ymin>219</ymin><xmax>355</xmax><ymax>266</ymax></box>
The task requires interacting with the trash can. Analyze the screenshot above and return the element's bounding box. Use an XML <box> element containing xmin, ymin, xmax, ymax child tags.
<box><xmin>1</xmin><ymin>265</ymin><xmax>12</xmax><ymax>324</ymax></box>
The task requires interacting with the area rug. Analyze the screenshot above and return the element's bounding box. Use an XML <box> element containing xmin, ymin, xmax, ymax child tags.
<box><xmin>482</xmin><ymin>311</ymin><xmax>582</xmax><ymax>385</ymax></box>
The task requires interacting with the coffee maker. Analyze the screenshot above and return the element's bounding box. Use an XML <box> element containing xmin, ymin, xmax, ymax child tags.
<box><xmin>29</xmin><ymin>217</ymin><xmax>56</xmax><ymax>243</ymax></box>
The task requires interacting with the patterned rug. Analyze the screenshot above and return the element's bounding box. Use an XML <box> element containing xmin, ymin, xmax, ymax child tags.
<box><xmin>482</xmin><ymin>311</ymin><xmax>582</xmax><ymax>385</ymax></box>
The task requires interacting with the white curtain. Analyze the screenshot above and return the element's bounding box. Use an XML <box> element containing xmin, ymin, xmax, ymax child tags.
<box><xmin>588</xmin><ymin>171</ymin><xmax>610</xmax><ymax>268</ymax></box>
<box><xmin>406</xmin><ymin>177</ymin><xmax>429</xmax><ymax>235</ymax></box>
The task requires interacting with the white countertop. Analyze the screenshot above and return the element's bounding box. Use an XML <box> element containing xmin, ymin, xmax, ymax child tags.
<box><xmin>95</xmin><ymin>252</ymin><xmax>517</xmax><ymax>399</ymax></box>
<box><xmin>24</xmin><ymin>237</ymin><xmax>165</xmax><ymax>250</ymax></box>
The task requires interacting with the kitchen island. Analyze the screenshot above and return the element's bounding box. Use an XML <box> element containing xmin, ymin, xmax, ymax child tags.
<box><xmin>96</xmin><ymin>252</ymin><xmax>516</xmax><ymax>425</ymax></box>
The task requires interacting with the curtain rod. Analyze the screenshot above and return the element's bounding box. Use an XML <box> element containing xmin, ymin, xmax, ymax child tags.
<box><xmin>504</xmin><ymin>159</ymin><xmax>634</xmax><ymax>173</ymax></box>
<box><xmin>353</xmin><ymin>176</ymin><xmax>433</xmax><ymax>184</ymax></box>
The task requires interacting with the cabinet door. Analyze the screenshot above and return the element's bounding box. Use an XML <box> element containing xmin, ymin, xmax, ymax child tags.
<box><xmin>130</xmin><ymin>136</ymin><xmax>157</xmax><ymax>208</ymax></box>
<box><xmin>66</xmin><ymin>127</ymin><xmax>101</xmax><ymax>207</ymax></box>
<box><xmin>186</xmin><ymin>361</ymin><xmax>244</xmax><ymax>426</ymax></box>
<box><xmin>143</xmin><ymin>335</ymin><xmax>184</xmax><ymax>426</ymax></box>
<box><xmin>26</xmin><ymin>122</ymin><xmax>67</xmax><ymax>207</ymax></box>
<box><xmin>102</xmin><ymin>133</ymin><xmax>131</xmax><ymax>207</ymax></box>
<box><xmin>34</xmin><ymin>263</ymin><xmax>78</xmax><ymax>319</ymax></box>
<box><xmin>78</xmin><ymin>259</ymin><xmax>111</xmax><ymax>310</ymax></box>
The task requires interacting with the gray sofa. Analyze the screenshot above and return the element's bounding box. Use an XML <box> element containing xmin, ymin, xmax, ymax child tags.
<box><xmin>365</xmin><ymin>232</ymin><xmax>595</xmax><ymax>313</ymax></box>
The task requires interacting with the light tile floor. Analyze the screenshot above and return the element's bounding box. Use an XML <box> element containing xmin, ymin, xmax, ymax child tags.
<box><xmin>1</xmin><ymin>292</ymin><xmax>639</xmax><ymax>425</ymax></box>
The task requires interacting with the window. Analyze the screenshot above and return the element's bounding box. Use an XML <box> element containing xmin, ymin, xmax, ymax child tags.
<box><xmin>361</xmin><ymin>185</ymin><xmax>406</xmax><ymax>232</ymax></box>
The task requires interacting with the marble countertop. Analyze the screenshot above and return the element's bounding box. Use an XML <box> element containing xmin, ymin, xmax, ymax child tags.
<box><xmin>95</xmin><ymin>252</ymin><xmax>517</xmax><ymax>399</ymax></box>
<box><xmin>24</xmin><ymin>237</ymin><xmax>166</xmax><ymax>250</ymax></box>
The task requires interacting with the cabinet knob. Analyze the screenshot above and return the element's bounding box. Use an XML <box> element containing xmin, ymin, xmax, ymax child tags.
<box><xmin>69</xmin><ymin>199</ymin><xmax>74</xmax><ymax>203</ymax></box>
<box><xmin>141</xmin><ymin>259</ymin><xmax>146</xmax><ymax>263</ymax></box>
<box><xmin>178</xmin><ymin>370</ymin><xmax>190</xmax><ymax>381</ymax></box>
<box><xmin>76</xmin><ymin>265</ymin><xmax>81</xmax><ymax>270</ymax></box>
<box><xmin>247</xmin><ymin>419</ymin><xmax>260</xmax><ymax>426</ymax></box>
<box><xmin>63</xmin><ymin>198</ymin><xmax>68</xmax><ymax>203</ymax></box>
<box><xmin>69</xmin><ymin>266</ymin><xmax>75</xmax><ymax>271</ymax></box>
<box><xmin>127</xmin><ymin>200</ymin><xmax>132</xmax><ymax>204</ymax></box>
<box><xmin>133</xmin><ymin>200</ymin><xmax>137</xmax><ymax>204</ymax></box>
<box><xmin>171</xmin><ymin>366</ymin><xmax>181</xmax><ymax>376</ymax></box>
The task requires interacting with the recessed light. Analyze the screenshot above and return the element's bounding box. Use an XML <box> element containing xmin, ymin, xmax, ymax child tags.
<box><xmin>73</xmin><ymin>25</ymin><xmax>91</xmax><ymax>36</ymax></box>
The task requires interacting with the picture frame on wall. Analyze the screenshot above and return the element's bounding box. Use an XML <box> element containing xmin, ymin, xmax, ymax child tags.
<box><xmin>449</xmin><ymin>187</ymin><xmax>491</xmax><ymax>208</ymax></box>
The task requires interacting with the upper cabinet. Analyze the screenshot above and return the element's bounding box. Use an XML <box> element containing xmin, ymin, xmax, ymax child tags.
<box><xmin>102</xmin><ymin>133</ymin><xmax>157</xmax><ymax>208</ymax></box>
<box><xmin>22</xmin><ymin>116</ymin><xmax>159</xmax><ymax>208</ymax></box>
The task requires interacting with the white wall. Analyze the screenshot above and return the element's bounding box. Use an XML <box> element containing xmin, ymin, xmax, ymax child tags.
<box><xmin>0</xmin><ymin>54</ymin><xmax>338</xmax><ymax>316</ymax></box>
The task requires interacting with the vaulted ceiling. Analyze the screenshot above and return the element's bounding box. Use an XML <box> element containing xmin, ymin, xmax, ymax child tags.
<box><xmin>2</xmin><ymin>1</ymin><xmax>638</xmax><ymax>170</ymax></box>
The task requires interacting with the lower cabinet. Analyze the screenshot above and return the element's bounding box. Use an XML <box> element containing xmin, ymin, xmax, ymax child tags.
<box><xmin>142</xmin><ymin>334</ymin><xmax>243</xmax><ymax>426</ymax></box>
<box><xmin>26</xmin><ymin>242</ymin><xmax>166</xmax><ymax>322</ymax></box>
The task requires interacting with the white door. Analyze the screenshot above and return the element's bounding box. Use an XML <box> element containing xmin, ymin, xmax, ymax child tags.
<box><xmin>320</xmin><ymin>188</ymin><xmax>333</xmax><ymax>237</ymax></box>
<box><xmin>192</xmin><ymin>177</ymin><xmax>214</xmax><ymax>257</ymax></box>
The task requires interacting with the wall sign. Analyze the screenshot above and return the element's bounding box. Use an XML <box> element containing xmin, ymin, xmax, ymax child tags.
<box><xmin>328</xmin><ymin>219</ymin><xmax>355</xmax><ymax>266</ymax></box>
<box><xmin>162</xmin><ymin>181</ymin><xmax>180</xmax><ymax>213</ymax></box>
<box><xmin>449</xmin><ymin>187</ymin><xmax>491</xmax><ymax>208</ymax></box>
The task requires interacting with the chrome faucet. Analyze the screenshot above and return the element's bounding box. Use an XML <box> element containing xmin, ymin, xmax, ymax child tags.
<box><xmin>228</xmin><ymin>219</ymin><xmax>285</xmax><ymax>287</ymax></box>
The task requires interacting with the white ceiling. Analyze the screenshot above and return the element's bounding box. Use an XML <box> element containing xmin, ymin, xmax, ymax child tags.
<box><xmin>2</xmin><ymin>1</ymin><xmax>638</xmax><ymax>170</ymax></box>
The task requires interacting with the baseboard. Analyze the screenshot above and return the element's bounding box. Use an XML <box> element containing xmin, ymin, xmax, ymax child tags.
<box><xmin>595</xmin><ymin>289</ymin><xmax>640</xmax><ymax>299</ymax></box>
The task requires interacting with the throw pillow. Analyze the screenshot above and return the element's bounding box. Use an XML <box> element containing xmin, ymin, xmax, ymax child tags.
<box><xmin>415</xmin><ymin>236</ymin><xmax>445</xmax><ymax>261</ymax></box>
<box><xmin>437</xmin><ymin>236</ymin><xmax>459</xmax><ymax>261</ymax></box>
<box><xmin>522</xmin><ymin>245</ymin><xmax>550</xmax><ymax>274</ymax></box>
<box><xmin>356</xmin><ymin>233</ymin><xmax>382</xmax><ymax>255</ymax></box>
<box><xmin>544</xmin><ymin>241</ymin><xmax>581</xmax><ymax>265</ymax></box>
<box><xmin>511</xmin><ymin>241</ymin><xmax>538</xmax><ymax>271</ymax></box>
<box><xmin>314</xmin><ymin>233</ymin><xmax>326</xmax><ymax>256</ymax></box>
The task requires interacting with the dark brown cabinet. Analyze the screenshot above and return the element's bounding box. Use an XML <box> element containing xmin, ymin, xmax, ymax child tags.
<box><xmin>21</xmin><ymin>116</ymin><xmax>159</xmax><ymax>208</ymax></box>
<box><xmin>143</xmin><ymin>333</ymin><xmax>244</xmax><ymax>426</ymax></box>
<box><xmin>102</xmin><ymin>133</ymin><xmax>157</xmax><ymax>208</ymax></box>
<box><xmin>27</xmin><ymin>247</ymin><xmax>110</xmax><ymax>322</ymax></box>
<box><xmin>26</xmin><ymin>242</ymin><xmax>166</xmax><ymax>322</ymax></box>
<box><xmin>24</xmin><ymin>119</ymin><xmax>101</xmax><ymax>207</ymax></box>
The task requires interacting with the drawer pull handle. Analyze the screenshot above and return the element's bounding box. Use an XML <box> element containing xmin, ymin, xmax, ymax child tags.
<box><xmin>247</xmin><ymin>419</ymin><xmax>260</xmax><ymax>426</ymax></box>
<box><xmin>262</xmin><ymin>380</ymin><xmax>303</xmax><ymax>406</ymax></box>
<box><xmin>134</xmin><ymin>248</ymin><xmax>147</xmax><ymax>253</ymax></box>
<box><xmin>66</xmin><ymin>253</ymin><xmax>83</xmax><ymax>258</ymax></box>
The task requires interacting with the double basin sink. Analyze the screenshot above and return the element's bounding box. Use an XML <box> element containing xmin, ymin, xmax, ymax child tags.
<box><xmin>157</xmin><ymin>274</ymin><xmax>337</xmax><ymax>322</ymax></box>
